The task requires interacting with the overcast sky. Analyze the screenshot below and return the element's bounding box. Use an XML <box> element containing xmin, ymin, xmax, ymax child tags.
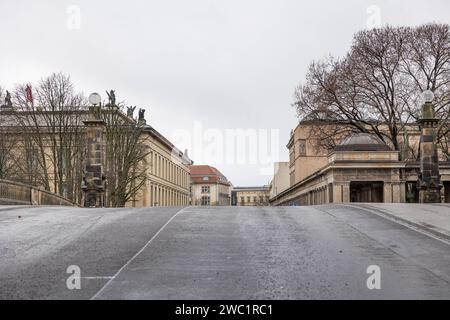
<box><xmin>1</xmin><ymin>0</ymin><xmax>449</xmax><ymax>186</ymax></box>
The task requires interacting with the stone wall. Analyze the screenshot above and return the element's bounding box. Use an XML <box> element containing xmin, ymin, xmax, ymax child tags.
<box><xmin>0</xmin><ymin>179</ymin><xmax>76</xmax><ymax>206</ymax></box>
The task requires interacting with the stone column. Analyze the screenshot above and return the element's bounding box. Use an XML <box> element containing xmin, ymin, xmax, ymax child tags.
<box><xmin>332</xmin><ymin>183</ymin><xmax>342</xmax><ymax>203</ymax></box>
<box><xmin>417</xmin><ymin>99</ymin><xmax>442</xmax><ymax>203</ymax></box>
<box><xmin>342</xmin><ymin>183</ymin><xmax>350</xmax><ymax>203</ymax></box>
<box><xmin>383</xmin><ymin>183</ymin><xmax>392</xmax><ymax>203</ymax></box>
<box><xmin>399</xmin><ymin>182</ymin><xmax>406</xmax><ymax>203</ymax></box>
<box><xmin>392</xmin><ymin>183</ymin><xmax>401</xmax><ymax>203</ymax></box>
<box><xmin>82</xmin><ymin>106</ymin><xmax>106</xmax><ymax>207</ymax></box>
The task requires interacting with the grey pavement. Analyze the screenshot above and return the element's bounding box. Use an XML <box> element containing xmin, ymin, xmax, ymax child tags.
<box><xmin>0</xmin><ymin>204</ymin><xmax>450</xmax><ymax>299</ymax></box>
<box><xmin>349</xmin><ymin>203</ymin><xmax>450</xmax><ymax>241</ymax></box>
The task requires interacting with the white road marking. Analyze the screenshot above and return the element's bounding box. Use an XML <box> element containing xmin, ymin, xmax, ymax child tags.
<box><xmin>90</xmin><ymin>207</ymin><xmax>189</xmax><ymax>300</ymax></box>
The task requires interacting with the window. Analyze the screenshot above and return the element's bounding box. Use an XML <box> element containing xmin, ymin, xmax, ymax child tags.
<box><xmin>203</xmin><ymin>176</ymin><xmax>209</xmax><ymax>181</ymax></box>
<box><xmin>247</xmin><ymin>196</ymin><xmax>251</xmax><ymax>202</ymax></box>
<box><xmin>289</xmin><ymin>150</ymin><xmax>295</xmax><ymax>165</ymax></box>
<box><xmin>253</xmin><ymin>196</ymin><xmax>257</xmax><ymax>203</ymax></box>
<box><xmin>240</xmin><ymin>196</ymin><xmax>245</xmax><ymax>203</ymax></box>
<box><xmin>299</xmin><ymin>139</ymin><xmax>307</xmax><ymax>156</ymax></box>
<box><xmin>201</xmin><ymin>186</ymin><xmax>210</xmax><ymax>193</ymax></box>
<box><xmin>201</xmin><ymin>196</ymin><xmax>210</xmax><ymax>206</ymax></box>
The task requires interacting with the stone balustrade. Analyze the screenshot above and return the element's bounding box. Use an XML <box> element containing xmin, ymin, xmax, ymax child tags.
<box><xmin>0</xmin><ymin>179</ymin><xmax>76</xmax><ymax>206</ymax></box>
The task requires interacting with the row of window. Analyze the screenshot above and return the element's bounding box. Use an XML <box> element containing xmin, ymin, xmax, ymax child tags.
<box><xmin>150</xmin><ymin>183</ymin><xmax>189</xmax><ymax>206</ymax></box>
<box><xmin>240</xmin><ymin>196</ymin><xmax>270</xmax><ymax>203</ymax></box>
<box><xmin>150</xmin><ymin>151</ymin><xmax>189</xmax><ymax>189</ymax></box>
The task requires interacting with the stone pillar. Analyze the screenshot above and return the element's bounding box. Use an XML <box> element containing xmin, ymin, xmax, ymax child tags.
<box><xmin>82</xmin><ymin>106</ymin><xmax>106</xmax><ymax>207</ymax></box>
<box><xmin>399</xmin><ymin>182</ymin><xmax>406</xmax><ymax>203</ymax></box>
<box><xmin>383</xmin><ymin>183</ymin><xmax>392</xmax><ymax>203</ymax></box>
<box><xmin>417</xmin><ymin>100</ymin><xmax>442</xmax><ymax>203</ymax></box>
<box><xmin>392</xmin><ymin>183</ymin><xmax>401</xmax><ymax>203</ymax></box>
<box><xmin>332</xmin><ymin>183</ymin><xmax>342</xmax><ymax>203</ymax></box>
<box><xmin>342</xmin><ymin>183</ymin><xmax>350</xmax><ymax>203</ymax></box>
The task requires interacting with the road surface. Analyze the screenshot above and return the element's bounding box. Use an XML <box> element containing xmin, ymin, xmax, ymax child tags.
<box><xmin>1</xmin><ymin>204</ymin><xmax>450</xmax><ymax>299</ymax></box>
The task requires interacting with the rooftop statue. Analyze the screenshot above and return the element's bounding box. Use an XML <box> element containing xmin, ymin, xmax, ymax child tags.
<box><xmin>138</xmin><ymin>108</ymin><xmax>145</xmax><ymax>120</ymax></box>
<box><xmin>4</xmin><ymin>90</ymin><xmax>12</xmax><ymax>107</ymax></box>
<box><xmin>106</xmin><ymin>89</ymin><xmax>116</xmax><ymax>106</ymax></box>
<box><xmin>127</xmin><ymin>105</ymin><xmax>136</xmax><ymax>118</ymax></box>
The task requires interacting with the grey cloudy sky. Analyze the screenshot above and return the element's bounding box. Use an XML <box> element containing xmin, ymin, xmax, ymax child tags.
<box><xmin>1</xmin><ymin>0</ymin><xmax>449</xmax><ymax>186</ymax></box>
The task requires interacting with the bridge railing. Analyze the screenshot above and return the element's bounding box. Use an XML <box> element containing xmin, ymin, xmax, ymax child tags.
<box><xmin>0</xmin><ymin>179</ymin><xmax>77</xmax><ymax>206</ymax></box>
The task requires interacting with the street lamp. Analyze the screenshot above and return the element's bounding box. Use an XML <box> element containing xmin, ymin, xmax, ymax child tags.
<box><xmin>417</xmin><ymin>89</ymin><xmax>442</xmax><ymax>203</ymax></box>
<box><xmin>83</xmin><ymin>92</ymin><xmax>106</xmax><ymax>207</ymax></box>
<box><xmin>421</xmin><ymin>90</ymin><xmax>435</xmax><ymax>103</ymax></box>
<box><xmin>88</xmin><ymin>92</ymin><xmax>101</xmax><ymax>106</ymax></box>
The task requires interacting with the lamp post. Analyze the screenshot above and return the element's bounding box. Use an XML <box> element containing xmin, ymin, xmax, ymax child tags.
<box><xmin>81</xmin><ymin>93</ymin><xmax>106</xmax><ymax>207</ymax></box>
<box><xmin>417</xmin><ymin>90</ymin><xmax>442</xmax><ymax>203</ymax></box>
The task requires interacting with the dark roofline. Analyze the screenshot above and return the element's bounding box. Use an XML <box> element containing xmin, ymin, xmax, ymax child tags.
<box><xmin>1</xmin><ymin>108</ymin><xmax>193</xmax><ymax>165</ymax></box>
<box><xmin>233</xmin><ymin>186</ymin><xmax>270</xmax><ymax>191</ymax></box>
<box><xmin>143</xmin><ymin>125</ymin><xmax>193</xmax><ymax>164</ymax></box>
<box><xmin>333</xmin><ymin>144</ymin><xmax>392</xmax><ymax>152</ymax></box>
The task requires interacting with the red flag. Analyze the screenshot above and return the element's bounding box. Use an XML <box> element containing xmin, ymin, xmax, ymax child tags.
<box><xmin>25</xmin><ymin>84</ymin><xmax>33</xmax><ymax>103</ymax></box>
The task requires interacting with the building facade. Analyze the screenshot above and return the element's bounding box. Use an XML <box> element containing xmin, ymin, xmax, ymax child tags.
<box><xmin>131</xmin><ymin>124</ymin><xmax>192</xmax><ymax>207</ymax></box>
<box><xmin>190</xmin><ymin>165</ymin><xmax>232</xmax><ymax>206</ymax></box>
<box><xmin>269</xmin><ymin>162</ymin><xmax>290</xmax><ymax>201</ymax></box>
<box><xmin>232</xmin><ymin>186</ymin><xmax>270</xmax><ymax>206</ymax></box>
<box><xmin>270</xmin><ymin>119</ymin><xmax>450</xmax><ymax>206</ymax></box>
<box><xmin>0</xmin><ymin>106</ymin><xmax>192</xmax><ymax>207</ymax></box>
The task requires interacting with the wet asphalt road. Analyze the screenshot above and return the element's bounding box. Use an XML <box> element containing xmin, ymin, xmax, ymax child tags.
<box><xmin>0</xmin><ymin>205</ymin><xmax>449</xmax><ymax>300</ymax></box>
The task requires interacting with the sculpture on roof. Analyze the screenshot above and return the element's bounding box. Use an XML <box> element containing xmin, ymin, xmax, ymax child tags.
<box><xmin>106</xmin><ymin>90</ymin><xmax>116</xmax><ymax>106</ymax></box>
<box><xmin>4</xmin><ymin>90</ymin><xmax>12</xmax><ymax>107</ymax></box>
<box><xmin>138</xmin><ymin>108</ymin><xmax>145</xmax><ymax>120</ymax></box>
<box><xmin>127</xmin><ymin>105</ymin><xmax>136</xmax><ymax>118</ymax></box>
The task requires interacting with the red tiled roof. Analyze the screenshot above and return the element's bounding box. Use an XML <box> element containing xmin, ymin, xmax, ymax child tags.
<box><xmin>190</xmin><ymin>165</ymin><xmax>230</xmax><ymax>186</ymax></box>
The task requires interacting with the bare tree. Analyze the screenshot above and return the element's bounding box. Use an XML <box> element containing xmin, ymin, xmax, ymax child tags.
<box><xmin>3</xmin><ymin>76</ymin><xmax>154</xmax><ymax>207</ymax></box>
<box><xmin>0</xmin><ymin>86</ymin><xmax>19</xmax><ymax>180</ymax></box>
<box><xmin>294</xmin><ymin>23</ymin><xmax>450</xmax><ymax>160</ymax></box>
<box><xmin>401</xmin><ymin>23</ymin><xmax>450</xmax><ymax>159</ymax></box>
<box><xmin>12</xmin><ymin>73</ymin><xmax>87</xmax><ymax>203</ymax></box>
<box><xmin>100</xmin><ymin>97</ymin><xmax>150</xmax><ymax>207</ymax></box>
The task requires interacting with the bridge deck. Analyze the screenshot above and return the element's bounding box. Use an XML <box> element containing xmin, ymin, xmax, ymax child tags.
<box><xmin>0</xmin><ymin>205</ymin><xmax>449</xmax><ymax>299</ymax></box>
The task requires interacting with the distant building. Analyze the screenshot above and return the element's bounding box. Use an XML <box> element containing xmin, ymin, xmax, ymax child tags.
<box><xmin>232</xmin><ymin>186</ymin><xmax>270</xmax><ymax>206</ymax></box>
<box><xmin>270</xmin><ymin>118</ymin><xmax>450</xmax><ymax>206</ymax></box>
<box><xmin>136</xmin><ymin>124</ymin><xmax>192</xmax><ymax>207</ymax></box>
<box><xmin>0</xmin><ymin>107</ymin><xmax>192</xmax><ymax>207</ymax></box>
<box><xmin>269</xmin><ymin>162</ymin><xmax>290</xmax><ymax>202</ymax></box>
<box><xmin>190</xmin><ymin>165</ymin><xmax>232</xmax><ymax>206</ymax></box>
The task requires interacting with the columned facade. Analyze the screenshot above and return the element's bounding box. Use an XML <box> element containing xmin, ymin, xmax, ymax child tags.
<box><xmin>126</xmin><ymin>126</ymin><xmax>192</xmax><ymax>208</ymax></box>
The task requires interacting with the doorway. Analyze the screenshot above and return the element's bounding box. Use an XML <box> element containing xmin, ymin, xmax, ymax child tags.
<box><xmin>444</xmin><ymin>182</ymin><xmax>450</xmax><ymax>203</ymax></box>
<box><xmin>350</xmin><ymin>181</ymin><xmax>384</xmax><ymax>203</ymax></box>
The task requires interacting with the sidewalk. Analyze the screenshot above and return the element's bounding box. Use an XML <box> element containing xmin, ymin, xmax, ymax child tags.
<box><xmin>352</xmin><ymin>203</ymin><xmax>450</xmax><ymax>242</ymax></box>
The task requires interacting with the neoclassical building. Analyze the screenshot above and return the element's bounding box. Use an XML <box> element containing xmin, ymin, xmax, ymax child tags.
<box><xmin>231</xmin><ymin>186</ymin><xmax>270</xmax><ymax>206</ymax></box>
<box><xmin>270</xmin><ymin>122</ymin><xmax>450</xmax><ymax>206</ymax></box>
<box><xmin>268</xmin><ymin>162</ymin><xmax>289</xmax><ymax>201</ymax></box>
<box><xmin>0</xmin><ymin>105</ymin><xmax>192</xmax><ymax>207</ymax></box>
<box><xmin>190</xmin><ymin>165</ymin><xmax>232</xmax><ymax>206</ymax></box>
<box><xmin>132</xmin><ymin>124</ymin><xmax>192</xmax><ymax>207</ymax></box>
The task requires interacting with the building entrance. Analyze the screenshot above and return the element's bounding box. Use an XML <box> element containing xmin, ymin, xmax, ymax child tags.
<box><xmin>350</xmin><ymin>181</ymin><xmax>384</xmax><ymax>202</ymax></box>
<box><xmin>444</xmin><ymin>182</ymin><xmax>450</xmax><ymax>203</ymax></box>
